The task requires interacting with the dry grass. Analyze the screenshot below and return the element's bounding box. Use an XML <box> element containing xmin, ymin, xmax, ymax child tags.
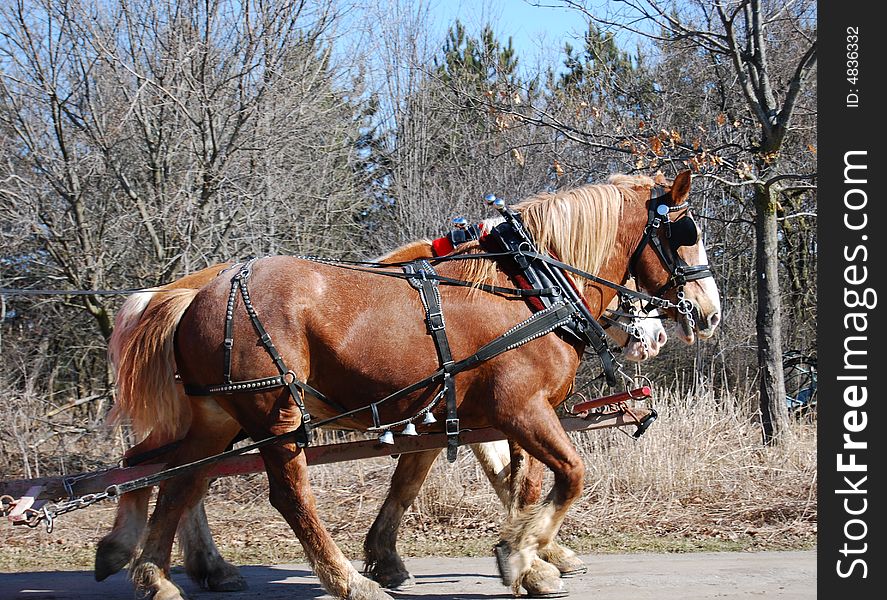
<box><xmin>0</xmin><ymin>388</ymin><xmax>815</xmax><ymax>572</ymax></box>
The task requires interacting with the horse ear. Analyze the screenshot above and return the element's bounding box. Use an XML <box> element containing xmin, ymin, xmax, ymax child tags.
<box><xmin>671</xmin><ymin>170</ymin><xmax>691</xmax><ymax>204</ymax></box>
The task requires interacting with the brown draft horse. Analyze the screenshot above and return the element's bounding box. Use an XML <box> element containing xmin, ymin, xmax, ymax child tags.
<box><xmin>110</xmin><ymin>171</ymin><xmax>720</xmax><ymax>599</ymax></box>
<box><xmin>96</xmin><ymin>265</ymin><xmax>666</xmax><ymax>591</ymax></box>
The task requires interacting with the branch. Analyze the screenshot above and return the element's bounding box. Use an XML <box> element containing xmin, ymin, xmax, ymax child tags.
<box><xmin>764</xmin><ymin>172</ymin><xmax>816</xmax><ymax>192</ymax></box>
<box><xmin>750</xmin><ymin>0</ymin><xmax>778</xmax><ymax>115</ymax></box>
<box><xmin>778</xmin><ymin>41</ymin><xmax>817</xmax><ymax>129</ymax></box>
<box><xmin>715</xmin><ymin>1</ymin><xmax>772</xmax><ymax>134</ymax></box>
<box><xmin>777</xmin><ymin>211</ymin><xmax>816</xmax><ymax>221</ymax></box>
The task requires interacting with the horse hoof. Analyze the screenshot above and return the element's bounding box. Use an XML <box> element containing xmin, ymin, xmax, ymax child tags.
<box><xmin>493</xmin><ymin>540</ymin><xmax>513</xmax><ymax>586</ymax></box>
<box><xmin>138</xmin><ymin>580</ymin><xmax>188</xmax><ymax>600</ymax></box>
<box><xmin>558</xmin><ymin>566</ymin><xmax>587</xmax><ymax>578</ymax></box>
<box><xmin>132</xmin><ymin>563</ymin><xmax>189</xmax><ymax>600</ymax></box>
<box><xmin>520</xmin><ymin>557</ymin><xmax>565</xmax><ymax>599</ymax></box>
<box><xmin>381</xmin><ymin>573</ymin><xmax>415</xmax><ymax>590</ymax></box>
<box><xmin>526</xmin><ymin>591</ymin><xmax>570</xmax><ymax>598</ymax></box>
<box><xmin>206</xmin><ymin>573</ymin><xmax>248</xmax><ymax>592</ymax></box>
<box><xmin>94</xmin><ymin>536</ymin><xmax>134</xmax><ymax>581</ymax></box>
<box><xmin>364</xmin><ymin>560</ymin><xmax>414</xmax><ymax>590</ymax></box>
<box><xmin>538</xmin><ymin>544</ymin><xmax>586</xmax><ymax>578</ymax></box>
<box><xmin>194</xmin><ymin>561</ymin><xmax>248</xmax><ymax>592</ymax></box>
<box><xmin>347</xmin><ymin>574</ymin><xmax>395</xmax><ymax>600</ymax></box>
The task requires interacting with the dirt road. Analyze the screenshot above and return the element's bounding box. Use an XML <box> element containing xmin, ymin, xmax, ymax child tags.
<box><xmin>0</xmin><ymin>550</ymin><xmax>815</xmax><ymax>600</ymax></box>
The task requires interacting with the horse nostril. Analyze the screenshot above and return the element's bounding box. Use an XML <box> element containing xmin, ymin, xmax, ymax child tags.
<box><xmin>657</xmin><ymin>330</ymin><xmax>668</xmax><ymax>346</ymax></box>
<box><xmin>708</xmin><ymin>312</ymin><xmax>721</xmax><ymax>331</ymax></box>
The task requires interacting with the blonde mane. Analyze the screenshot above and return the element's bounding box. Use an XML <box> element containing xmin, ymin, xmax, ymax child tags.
<box><xmin>459</xmin><ymin>176</ymin><xmax>654</xmax><ymax>294</ymax></box>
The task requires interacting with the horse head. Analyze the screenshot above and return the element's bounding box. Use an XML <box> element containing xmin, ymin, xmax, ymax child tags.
<box><xmin>601</xmin><ymin>278</ymin><xmax>668</xmax><ymax>362</ymax></box>
<box><xmin>624</xmin><ymin>170</ymin><xmax>721</xmax><ymax>345</ymax></box>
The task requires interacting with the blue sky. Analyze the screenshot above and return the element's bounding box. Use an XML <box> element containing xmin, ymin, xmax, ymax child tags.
<box><xmin>427</xmin><ymin>0</ymin><xmax>591</xmax><ymax>71</ymax></box>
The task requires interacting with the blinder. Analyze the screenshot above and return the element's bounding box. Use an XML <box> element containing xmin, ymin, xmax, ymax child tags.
<box><xmin>668</xmin><ymin>215</ymin><xmax>699</xmax><ymax>248</ymax></box>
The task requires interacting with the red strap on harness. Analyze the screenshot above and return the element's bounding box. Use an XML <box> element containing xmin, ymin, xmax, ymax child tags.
<box><xmin>431</xmin><ymin>222</ymin><xmax>488</xmax><ymax>257</ymax></box>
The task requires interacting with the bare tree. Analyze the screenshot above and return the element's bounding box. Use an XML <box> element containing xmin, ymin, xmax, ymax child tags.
<box><xmin>543</xmin><ymin>0</ymin><xmax>816</xmax><ymax>443</ymax></box>
<box><xmin>0</xmin><ymin>0</ymin><xmax>374</xmax><ymax>466</ymax></box>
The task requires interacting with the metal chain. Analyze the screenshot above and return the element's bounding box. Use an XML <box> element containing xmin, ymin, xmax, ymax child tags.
<box><xmin>21</xmin><ymin>490</ymin><xmax>114</xmax><ymax>533</ymax></box>
<box><xmin>628</xmin><ymin>319</ymin><xmax>651</xmax><ymax>357</ymax></box>
<box><xmin>676</xmin><ymin>286</ymin><xmax>697</xmax><ymax>333</ymax></box>
<box><xmin>610</xmin><ymin>294</ymin><xmax>652</xmax><ymax>358</ymax></box>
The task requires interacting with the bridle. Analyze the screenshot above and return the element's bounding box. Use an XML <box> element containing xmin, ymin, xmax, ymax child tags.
<box><xmin>628</xmin><ymin>185</ymin><xmax>714</xmax><ymax>324</ymax></box>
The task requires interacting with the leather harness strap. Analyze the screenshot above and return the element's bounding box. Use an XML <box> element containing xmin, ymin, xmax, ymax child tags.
<box><xmin>629</xmin><ymin>187</ymin><xmax>714</xmax><ymax>301</ymax></box>
<box><xmin>404</xmin><ymin>260</ymin><xmax>460</xmax><ymax>462</ymax></box>
<box><xmin>483</xmin><ymin>207</ymin><xmax>620</xmax><ymax>386</ymax></box>
<box><xmin>185</xmin><ymin>260</ymin><xmax>338</xmax><ymax>448</ymax></box>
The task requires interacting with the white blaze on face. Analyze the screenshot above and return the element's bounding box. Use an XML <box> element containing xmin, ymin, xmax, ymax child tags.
<box><xmin>694</xmin><ymin>239</ymin><xmax>722</xmax><ymax>329</ymax></box>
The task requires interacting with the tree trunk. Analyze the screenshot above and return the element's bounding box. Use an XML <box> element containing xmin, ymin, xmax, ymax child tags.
<box><xmin>754</xmin><ymin>183</ymin><xmax>789</xmax><ymax>444</ymax></box>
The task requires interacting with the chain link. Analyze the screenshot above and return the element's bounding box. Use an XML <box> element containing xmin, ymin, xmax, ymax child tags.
<box><xmin>624</xmin><ymin>317</ymin><xmax>651</xmax><ymax>358</ymax></box>
<box><xmin>676</xmin><ymin>287</ymin><xmax>697</xmax><ymax>333</ymax></box>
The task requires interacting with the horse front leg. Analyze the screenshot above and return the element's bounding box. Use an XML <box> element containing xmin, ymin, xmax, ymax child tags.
<box><xmin>260</xmin><ymin>440</ymin><xmax>393</xmax><ymax>600</ymax></box>
<box><xmin>508</xmin><ymin>445</ymin><xmax>587</xmax><ymax>579</ymax></box>
<box><xmin>470</xmin><ymin>440</ymin><xmax>513</xmax><ymax>507</ymax></box>
<box><xmin>363</xmin><ymin>449</ymin><xmax>440</xmax><ymax>589</ymax></box>
<box><xmin>494</xmin><ymin>396</ymin><xmax>586</xmax><ymax>598</ymax></box>
<box><xmin>476</xmin><ymin>440</ymin><xmax>585</xmax><ymax>584</ymax></box>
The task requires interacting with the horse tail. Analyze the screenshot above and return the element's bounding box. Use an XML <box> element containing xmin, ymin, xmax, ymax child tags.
<box><xmin>107</xmin><ymin>290</ymin><xmax>157</xmax><ymax>372</ymax></box>
<box><xmin>108</xmin><ymin>288</ymin><xmax>199</xmax><ymax>441</ymax></box>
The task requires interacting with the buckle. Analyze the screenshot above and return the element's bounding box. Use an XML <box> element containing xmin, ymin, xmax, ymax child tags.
<box><xmin>445</xmin><ymin>418</ymin><xmax>460</xmax><ymax>436</ymax></box>
<box><xmin>428</xmin><ymin>311</ymin><xmax>446</xmax><ymax>331</ymax></box>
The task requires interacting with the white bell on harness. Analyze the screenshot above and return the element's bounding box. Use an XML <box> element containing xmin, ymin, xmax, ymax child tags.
<box><xmin>402</xmin><ymin>423</ymin><xmax>418</xmax><ymax>436</ymax></box>
<box><xmin>378</xmin><ymin>430</ymin><xmax>395</xmax><ymax>445</ymax></box>
<box><xmin>422</xmin><ymin>412</ymin><xmax>437</xmax><ymax>425</ymax></box>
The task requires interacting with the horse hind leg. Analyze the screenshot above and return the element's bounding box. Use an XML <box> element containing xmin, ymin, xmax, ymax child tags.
<box><xmin>363</xmin><ymin>449</ymin><xmax>440</xmax><ymax>589</ymax></box>
<box><xmin>95</xmin><ymin>487</ymin><xmax>151</xmax><ymax>581</ymax></box>
<box><xmin>131</xmin><ymin>407</ymin><xmax>242</xmax><ymax>600</ymax></box>
<box><xmin>257</xmin><ymin>437</ymin><xmax>392</xmax><ymax>600</ymax></box>
<box><xmin>95</xmin><ymin>435</ymin><xmax>247</xmax><ymax>591</ymax></box>
<box><xmin>132</xmin><ymin>468</ymin><xmax>221</xmax><ymax>600</ymax></box>
<box><xmin>95</xmin><ymin>431</ymin><xmax>172</xmax><ymax>581</ymax></box>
